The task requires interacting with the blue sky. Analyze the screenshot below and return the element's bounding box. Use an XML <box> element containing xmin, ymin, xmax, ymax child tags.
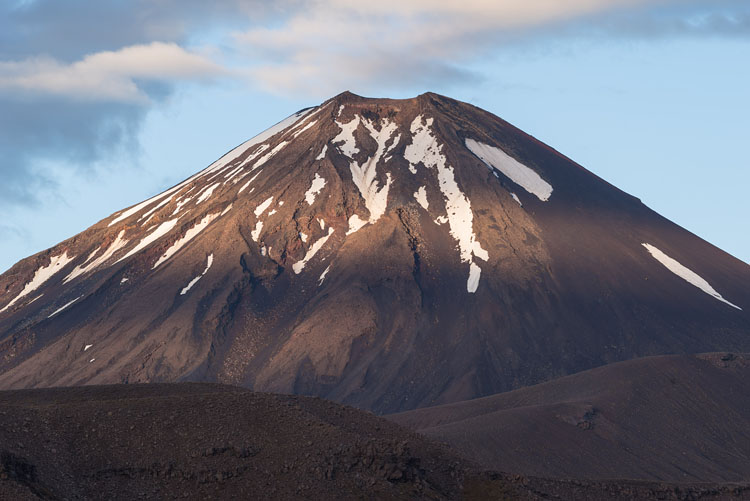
<box><xmin>1</xmin><ymin>0</ymin><xmax>748</xmax><ymax>272</ymax></box>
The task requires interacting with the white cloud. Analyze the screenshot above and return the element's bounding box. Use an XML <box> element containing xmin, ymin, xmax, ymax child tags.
<box><xmin>0</xmin><ymin>42</ymin><xmax>224</xmax><ymax>102</ymax></box>
<box><xmin>2</xmin><ymin>1</ymin><xmax>743</xmax><ymax>99</ymax></box>
<box><xmin>233</xmin><ymin>0</ymin><xmax>675</xmax><ymax>94</ymax></box>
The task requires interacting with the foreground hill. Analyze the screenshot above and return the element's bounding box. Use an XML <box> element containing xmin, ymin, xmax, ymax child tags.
<box><xmin>1</xmin><ymin>383</ymin><xmax>749</xmax><ymax>500</ymax></box>
<box><xmin>390</xmin><ymin>353</ymin><xmax>750</xmax><ymax>483</ymax></box>
<box><xmin>1</xmin><ymin>92</ymin><xmax>748</xmax><ymax>414</ymax></box>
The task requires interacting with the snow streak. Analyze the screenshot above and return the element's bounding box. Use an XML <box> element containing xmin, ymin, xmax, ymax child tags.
<box><xmin>334</xmin><ymin>115</ymin><xmax>397</xmax><ymax>234</ymax></box>
<box><xmin>65</xmin><ymin>231</ymin><xmax>128</xmax><ymax>284</ymax></box>
<box><xmin>642</xmin><ymin>243</ymin><xmax>741</xmax><ymax>310</ymax></box>
<box><xmin>180</xmin><ymin>254</ymin><xmax>214</xmax><ymax>295</ymax></box>
<box><xmin>305</xmin><ymin>173</ymin><xmax>326</xmax><ymax>205</ymax></box>
<box><xmin>1</xmin><ymin>252</ymin><xmax>75</xmax><ymax>313</ymax></box>
<box><xmin>465</xmin><ymin>138</ymin><xmax>553</xmax><ymax>202</ymax></box>
<box><xmin>293</xmin><ymin>228</ymin><xmax>334</xmax><ymax>274</ymax></box>
<box><xmin>406</xmin><ymin>116</ymin><xmax>489</xmax><ymax>293</ymax></box>
<box><xmin>153</xmin><ymin>213</ymin><xmax>219</xmax><ymax>269</ymax></box>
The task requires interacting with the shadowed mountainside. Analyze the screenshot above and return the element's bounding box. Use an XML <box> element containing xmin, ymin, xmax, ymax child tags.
<box><xmin>390</xmin><ymin>353</ymin><xmax>750</xmax><ymax>483</ymax></box>
<box><xmin>2</xmin><ymin>383</ymin><xmax>750</xmax><ymax>500</ymax></box>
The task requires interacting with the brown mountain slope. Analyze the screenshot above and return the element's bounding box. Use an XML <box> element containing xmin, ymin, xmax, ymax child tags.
<box><xmin>0</xmin><ymin>383</ymin><xmax>466</xmax><ymax>500</ymax></box>
<box><xmin>0</xmin><ymin>92</ymin><xmax>748</xmax><ymax>414</ymax></box>
<box><xmin>390</xmin><ymin>353</ymin><xmax>750</xmax><ymax>483</ymax></box>
<box><xmin>1</xmin><ymin>383</ymin><xmax>749</xmax><ymax>500</ymax></box>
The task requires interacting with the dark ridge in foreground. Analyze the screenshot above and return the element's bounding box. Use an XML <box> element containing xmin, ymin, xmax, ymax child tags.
<box><xmin>1</xmin><ymin>383</ymin><xmax>749</xmax><ymax>500</ymax></box>
<box><xmin>390</xmin><ymin>353</ymin><xmax>750</xmax><ymax>484</ymax></box>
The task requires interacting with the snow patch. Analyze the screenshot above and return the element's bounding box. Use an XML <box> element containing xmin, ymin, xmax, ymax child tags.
<box><xmin>511</xmin><ymin>193</ymin><xmax>522</xmax><ymax>206</ymax></box>
<box><xmin>316</xmin><ymin>144</ymin><xmax>328</xmax><ymax>161</ymax></box>
<box><xmin>103</xmin><ymin>109</ymin><xmax>316</xmax><ymax>229</ymax></box>
<box><xmin>305</xmin><ymin>173</ymin><xmax>326</xmax><ymax>205</ymax></box>
<box><xmin>153</xmin><ymin>213</ymin><xmax>219</xmax><ymax>269</ymax></box>
<box><xmin>318</xmin><ymin>219</ymin><xmax>326</xmax><ymax>230</ymax></box>
<box><xmin>291</xmin><ymin>119</ymin><xmax>317</xmax><ymax>139</ymax></box>
<box><xmin>80</xmin><ymin>249</ymin><xmax>100</xmax><ymax>266</ymax></box>
<box><xmin>333</xmin><ymin>117</ymin><xmax>360</xmax><ymax>158</ymax></box>
<box><xmin>254</xmin><ymin>141</ymin><xmax>288</xmax><ymax>170</ymax></box>
<box><xmin>108</xmin><ymin>190</ymin><xmax>177</xmax><ymax>227</ymax></box>
<box><xmin>84</xmin><ymin>344</ymin><xmax>93</xmax><ymax>351</ymax></box>
<box><xmin>172</xmin><ymin>196</ymin><xmax>193</xmax><ymax>216</ymax></box>
<box><xmin>139</xmin><ymin>195</ymin><xmax>173</xmax><ymax>225</ymax></box>
<box><xmin>107</xmin><ymin>170</ymin><xmax>201</xmax><ymax>227</ymax></box>
<box><xmin>300</xmin><ymin>232</ymin><xmax>308</xmax><ymax>243</ymax></box>
<box><xmin>346</xmin><ymin>215</ymin><xmax>367</xmax><ymax>235</ymax></box>
<box><xmin>267</xmin><ymin>209</ymin><xmax>277</xmax><ymax>217</ymax></box>
<box><xmin>1</xmin><ymin>252</ymin><xmax>75</xmax><ymax>313</ymax></box>
<box><xmin>116</xmin><ymin>219</ymin><xmax>179</xmax><ymax>264</ymax></box>
<box><xmin>201</xmin><ymin>108</ymin><xmax>314</xmax><ymax>176</ymax></box>
<box><xmin>465</xmin><ymin>138</ymin><xmax>553</xmax><ymax>202</ymax></box>
<box><xmin>467</xmin><ymin>262</ymin><xmax>482</xmax><ymax>294</ymax></box>
<box><xmin>65</xmin><ymin>231</ymin><xmax>129</xmax><ymax>283</ymax></box>
<box><xmin>196</xmin><ymin>183</ymin><xmax>221</xmax><ymax>204</ymax></box>
<box><xmin>222</xmin><ymin>165</ymin><xmax>244</xmax><ymax>181</ymax></box>
<box><xmin>319</xmin><ymin>265</ymin><xmax>330</xmax><ymax>285</ymax></box>
<box><xmin>254</xmin><ymin>197</ymin><xmax>274</xmax><ymax>217</ymax></box>
<box><xmin>293</xmin><ymin>227</ymin><xmax>334</xmax><ymax>274</ymax></box>
<box><xmin>383</xmin><ymin>134</ymin><xmax>401</xmax><ymax>163</ymax></box>
<box><xmin>642</xmin><ymin>243</ymin><xmax>742</xmax><ymax>310</ymax></box>
<box><xmin>406</xmin><ymin>116</ymin><xmax>489</xmax><ymax>293</ymax></box>
<box><xmin>238</xmin><ymin>170</ymin><xmax>262</xmax><ymax>194</ymax></box>
<box><xmin>120</xmin><ymin>277</ymin><xmax>129</xmax><ymax>284</ymax></box>
<box><xmin>221</xmin><ymin>204</ymin><xmax>233</xmax><ymax>216</ymax></box>
<box><xmin>236</xmin><ymin>144</ymin><xmax>270</xmax><ymax>171</ymax></box>
<box><xmin>48</xmin><ymin>296</ymin><xmax>81</xmax><ymax>319</ymax></box>
<box><xmin>251</xmin><ymin>221</ymin><xmax>263</xmax><ymax>242</ymax></box>
<box><xmin>180</xmin><ymin>254</ymin><xmax>214</xmax><ymax>295</ymax></box>
<box><xmin>414</xmin><ymin>186</ymin><xmax>429</xmax><ymax>210</ymax></box>
<box><xmin>404</xmin><ymin>116</ymin><xmax>443</xmax><ymax>171</ymax></box>
<box><xmin>335</xmin><ymin>116</ymin><xmax>398</xmax><ymax>234</ymax></box>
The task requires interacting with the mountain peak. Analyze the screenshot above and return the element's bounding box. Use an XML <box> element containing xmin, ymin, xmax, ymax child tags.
<box><xmin>327</xmin><ymin>90</ymin><xmax>452</xmax><ymax>111</ymax></box>
<box><xmin>0</xmin><ymin>93</ymin><xmax>747</xmax><ymax>413</ymax></box>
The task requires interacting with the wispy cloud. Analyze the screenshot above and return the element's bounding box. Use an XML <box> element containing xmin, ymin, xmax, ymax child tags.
<box><xmin>0</xmin><ymin>42</ymin><xmax>224</xmax><ymax>102</ymax></box>
<box><xmin>233</xmin><ymin>0</ymin><xmax>657</xmax><ymax>94</ymax></box>
<box><xmin>233</xmin><ymin>0</ymin><xmax>749</xmax><ymax>94</ymax></box>
<box><xmin>571</xmin><ymin>5</ymin><xmax>750</xmax><ymax>38</ymax></box>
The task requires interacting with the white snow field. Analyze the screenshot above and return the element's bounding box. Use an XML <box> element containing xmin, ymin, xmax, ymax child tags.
<box><xmin>305</xmin><ymin>173</ymin><xmax>327</xmax><ymax>205</ymax></box>
<box><xmin>153</xmin><ymin>213</ymin><xmax>220</xmax><ymax>269</ymax></box>
<box><xmin>406</xmin><ymin>116</ymin><xmax>488</xmax><ymax>293</ymax></box>
<box><xmin>180</xmin><ymin>254</ymin><xmax>214</xmax><ymax>295</ymax></box>
<box><xmin>642</xmin><ymin>243</ymin><xmax>741</xmax><ymax>310</ymax></box>
<box><xmin>465</xmin><ymin>138</ymin><xmax>553</xmax><ymax>202</ymax></box>
<box><xmin>48</xmin><ymin>296</ymin><xmax>82</xmax><ymax>319</ymax></box>
<box><xmin>1</xmin><ymin>252</ymin><xmax>75</xmax><ymax>313</ymax></box>
<box><xmin>293</xmin><ymin>228</ymin><xmax>334</xmax><ymax>274</ymax></box>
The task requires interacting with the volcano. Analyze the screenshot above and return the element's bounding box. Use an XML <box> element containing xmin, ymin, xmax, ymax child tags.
<box><xmin>0</xmin><ymin>91</ymin><xmax>747</xmax><ymax>414</ymax></box>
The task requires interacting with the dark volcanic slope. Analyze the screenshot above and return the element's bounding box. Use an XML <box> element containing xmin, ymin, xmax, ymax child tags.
<box><xmin>0</xmin><ymin>383</ymin><xmax>465</xmax><ymax>500</ymax></box>
<box><xmin>2</xmin><ymin>384</ymin><xmax>749</xmax><ymax>501</ymax></box>
<box><xmin>390</xmin><ymin>353</ymin><xmax>750</xmax><ymax>483</ymax></box>
<box><xmin>0</xmin><ymin>91</ymin><xmax>748</xmax><ymax>414</ymax></box>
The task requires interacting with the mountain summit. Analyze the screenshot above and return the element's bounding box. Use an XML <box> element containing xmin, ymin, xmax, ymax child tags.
<box><xmin>0</xmin><ymin>92</ymin><xmax>747</xmax><ymax>413</ymax></box>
